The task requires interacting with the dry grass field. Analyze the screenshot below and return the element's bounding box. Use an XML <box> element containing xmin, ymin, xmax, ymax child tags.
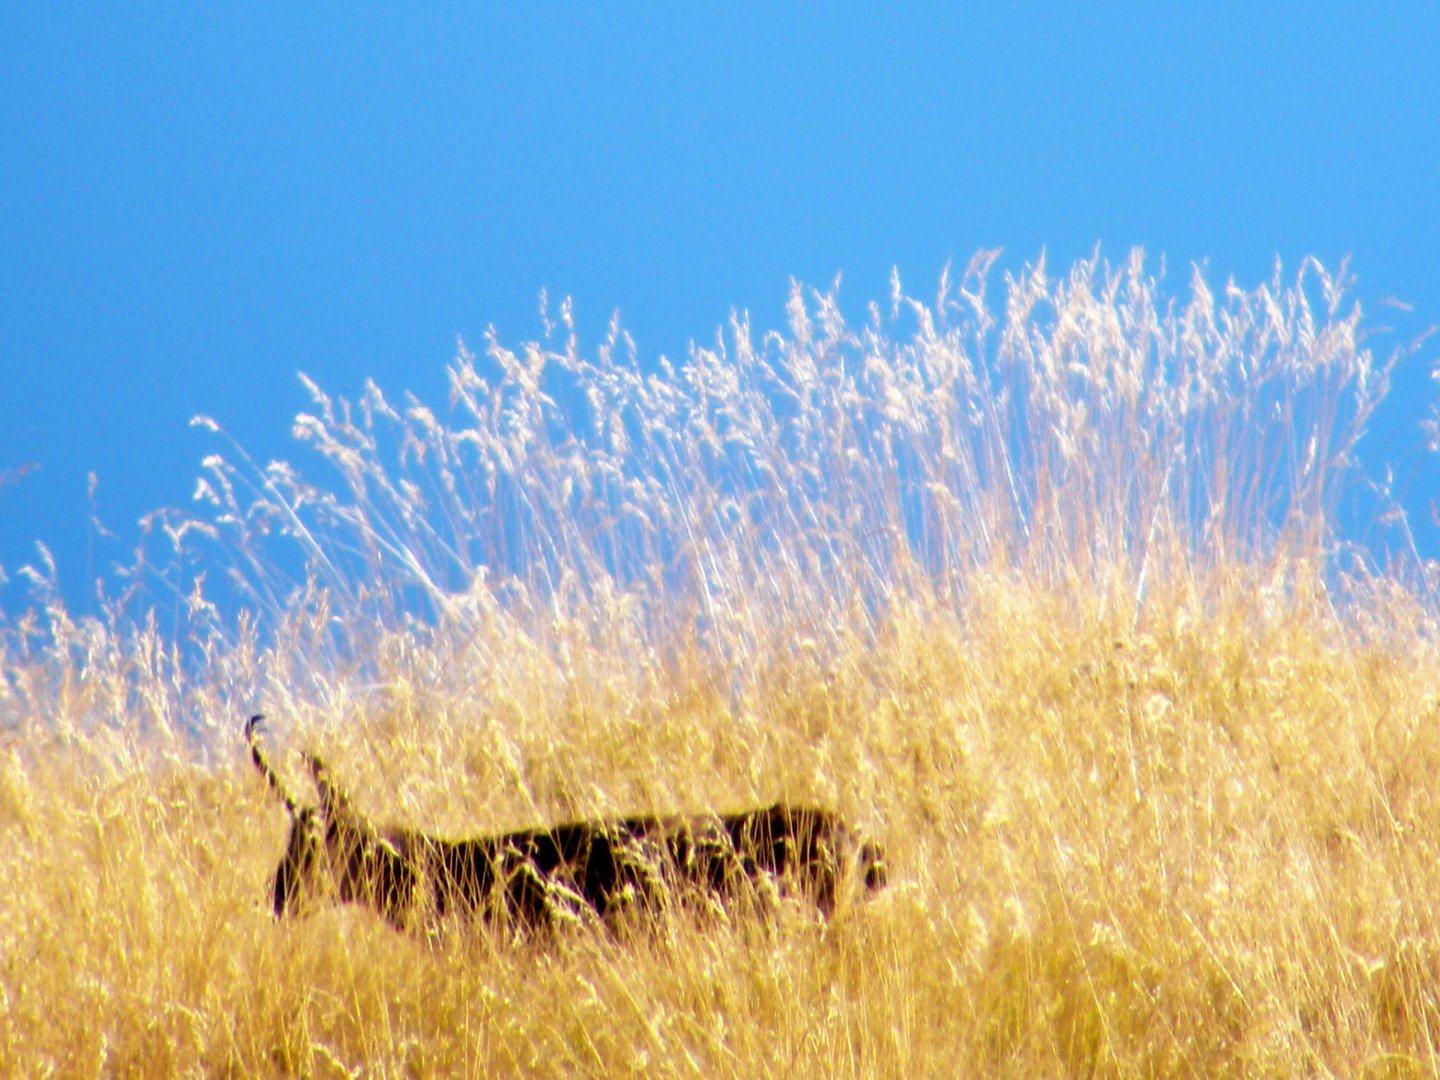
<box><xmin>4</xmin><ymin>252</ymin><xmax>1439</xmax><ymax>1077</ymax></box>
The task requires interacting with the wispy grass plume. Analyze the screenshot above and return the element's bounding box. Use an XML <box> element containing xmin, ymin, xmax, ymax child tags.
<box><xmin>147</xmin><ymin>251</ymin><xmax>1386</xmax><ymax>687</ymax></box>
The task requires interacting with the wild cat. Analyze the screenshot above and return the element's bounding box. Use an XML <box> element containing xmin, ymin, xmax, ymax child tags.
<box><xmin>245</xmin><ymin>715</ymin><xmax>887</xmax><ymax>935</ymax></box>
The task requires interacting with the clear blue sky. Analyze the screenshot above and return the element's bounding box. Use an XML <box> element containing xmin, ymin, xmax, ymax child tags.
<box><xmin>4</xmin><ymin>5</ymin><xmax>1439</xmax><ymax>613</ymax></box>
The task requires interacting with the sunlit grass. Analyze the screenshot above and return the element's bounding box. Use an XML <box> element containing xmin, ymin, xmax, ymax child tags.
<box><xmin>4</xmin><ymin>250</ymin><xmax>1438</xmax><ymax>1076</ymax></box>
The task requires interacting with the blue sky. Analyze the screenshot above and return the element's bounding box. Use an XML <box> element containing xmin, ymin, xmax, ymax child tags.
<box><xmin>3</xmin><ymin>5</ymin><xmax>1439</xmax><ymax>614</ymax></box>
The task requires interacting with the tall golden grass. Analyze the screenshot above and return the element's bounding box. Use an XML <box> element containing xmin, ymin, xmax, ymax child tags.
<box><xmin>4</xmin><ymin>251</ymin><xmax>1438</xmax><ymax>1077</ymax></box>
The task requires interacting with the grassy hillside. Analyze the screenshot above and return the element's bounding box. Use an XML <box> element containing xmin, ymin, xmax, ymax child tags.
<box><xmin>4</xmin><ymin>252</ymin><xmax>1438</xmax><ymax>1077</ymax></box>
